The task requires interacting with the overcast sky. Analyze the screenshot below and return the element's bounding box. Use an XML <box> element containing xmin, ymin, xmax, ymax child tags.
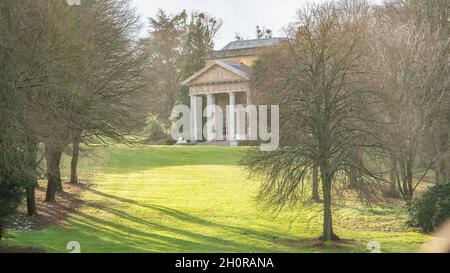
<box><xmin>131</xmin><ymin>0</ymin><xmax>382</xmax><ymax>50</ymax></box>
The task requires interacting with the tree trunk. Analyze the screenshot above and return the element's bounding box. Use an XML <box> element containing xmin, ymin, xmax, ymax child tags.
<box><xmin>25</xmin><ymin>140</ymin><xmax>39</xmax><ymax>216</ymax></box>
<box><xmin>398</xmin><ymin>160</ymin><xmax>415</xmax><ymax>203</ymax></box>
<box><xmin>26</xmin><ymin>183</ymin><xmax>38</xmax><ymax>216</ymax></box>
<box><xmin>320</xmin><ymin>168</ymin><xmax>339</xmax><ymax>242</ymax></box>
<box><xmin>386</xmin><ymin>156</ymin><xmax>400</xmax><ymax>198</ymax></box>
<box><xmin>312</xmin><ymin>166</ymin><xmax>320</xmax><ymax>202</ymax></box>
<box><xmin>45</xmin><ymin>143</ymin><xmax>64</xmax><ymax>203</ymax></box>
<box><xmin>322</xmin><ymin>177</ymin><xmax>333</xmax><ymax>242</ymax></box>
<box><xmin>406</xmin><ymin>163</ymin><xmax>414</xmax><ymax>202</ymax></box>
<box><xmin>70</xmin><ymin>132</ymin><xmax>81</xmax><ymax>184</ymax></box>
<box><xmin>55</xmin><ymin>154</ymin><xmax>63</xmax><ymax>192</ymax></box>
<box><xmin>436</xmin><ymin>114</ymin><xmax>449</xmax><ymax>185</ymax></box>
<box><xmin>436</xmin><ymin>135</ymin><xmax>449</xmax><ymax>185</ymax></box>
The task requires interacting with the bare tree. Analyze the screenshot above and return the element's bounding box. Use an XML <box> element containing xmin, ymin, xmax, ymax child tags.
<box><xmin>65</xmin><ymin>0</ymin><xmax>147</xmax><ymax>185</ymax></box>
<box><xmin>0</xmin><ymin>0</ymin><xmax>35</xmax><ymax>234</ymax></box>
<box><xmin>247</xmin><ymin>1</ymin><xmax>383</xmax><ymax>242</ymax></box>
<box><xmin>385</xmin><ymin>0</ymin><xmax>450</xmax><ymax>185</ymax></box>
<box><xmin>367</xmin><ymin>15</ymin><xmax>450</xmax><ymax>202</ymax></box>
<box><xmin>9</xmin><ymin>0</ymin><xmax>146</xmax><ymax>202</ymax></box>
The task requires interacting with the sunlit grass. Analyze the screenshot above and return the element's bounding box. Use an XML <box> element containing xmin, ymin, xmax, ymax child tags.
<box><xmin>1</xmin><ymin>145</ymin><xmax>431</xmax><ymax>253</ymax></box>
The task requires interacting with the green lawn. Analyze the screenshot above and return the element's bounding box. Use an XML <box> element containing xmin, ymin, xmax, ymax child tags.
<box><xmin>1</xmin><ymin>146</ymin><xmax>431</xmax><ymax>253</ymax></box>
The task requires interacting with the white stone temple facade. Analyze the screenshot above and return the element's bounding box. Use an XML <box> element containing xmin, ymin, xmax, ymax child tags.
<box><xmin>182</xmin><ymin>38</ymin><xmax>286</xmax><ymax>145</ymax></box>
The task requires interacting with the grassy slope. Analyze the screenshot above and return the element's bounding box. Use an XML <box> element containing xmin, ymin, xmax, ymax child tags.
<box><xmin>1</xmin><ymin>146</ymin><xmax>430</xmax><ymax>253</ymax></box>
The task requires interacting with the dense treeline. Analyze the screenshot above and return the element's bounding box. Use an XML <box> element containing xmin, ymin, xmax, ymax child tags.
<box><xmin>0</xmin><ymin>0</ymin><xmax>147</xmax><ymax>239</ymax></box>
<box><xmin>247</xmin><ymin>0</ymin><xmax>450</xmax><ymax>242</ymax></box>
<box><xmin>139</xmin><ymin>9</ymin><xmax>221</xmax><ymax>141</ymax></box>
<box><xmin>0</xmin><ymin>1</ymin><xmax>222</xmax><ymax>240</ymax></box>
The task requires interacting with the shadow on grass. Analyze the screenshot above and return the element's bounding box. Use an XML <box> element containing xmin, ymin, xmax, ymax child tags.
<box><xmin>335</xmin><ymin>203</ymin><xmax>400</xmax><ymax>216</ymax></box>
<box><xmin>62</xmin><ymin>188</ymin><xmax>287</xmax><ymax>253</ymax></box>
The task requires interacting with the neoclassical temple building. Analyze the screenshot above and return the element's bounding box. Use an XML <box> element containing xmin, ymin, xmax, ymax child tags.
<box><xmin>182</xmin><ymin>37</ymin><xmax>285</xmax><ymax>145</ymax></box>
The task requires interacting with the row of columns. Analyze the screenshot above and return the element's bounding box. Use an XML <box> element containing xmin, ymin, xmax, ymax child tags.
<box><xmin>190</xmin><ymin>92</ymin><xmax>249</xmax><ymax>143</ymax></box>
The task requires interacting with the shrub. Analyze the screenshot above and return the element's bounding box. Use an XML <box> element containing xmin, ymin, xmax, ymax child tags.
<box><xmin>0</xmin><ymin>181</ymin><xmax>23</xmax><ymax>239</ymax></box>
<box><xmin>0</xmin><ymin>146</ymin><xmax>25</xmax><ymax>239</ymax></box>
<box><xmin>408</xmin><ymin>183</ymin><xmax>450</xmax><ymax>233</ymax></box>
<box><xmin>141</xmin><ymin>116</ymin><xmax>172</xmax><ymax>144</ymax></box>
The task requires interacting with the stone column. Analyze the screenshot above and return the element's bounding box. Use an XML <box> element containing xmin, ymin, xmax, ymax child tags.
<box><xmin>206</xmin><ymin>94</ymin><xmax>216</xmax><ymax>141</ymax></box>
<box><xmin>190</xmin><ymin>95</ymin><xmax>202</xmax><ymax>142</ymax></box>
<box><xmin>229</xmin><ymin>92</ymin><xmax>236</xmax><ymax>142</ymax></box>
<box><xmin>246</xmin><ymin>91</ymin><xmax>252</xmax><ymax>141</ymax></box>
<box><xmin>190</xmin><ymin>96</ymin><xmax>195</xmax><ymax>141</ymax></box>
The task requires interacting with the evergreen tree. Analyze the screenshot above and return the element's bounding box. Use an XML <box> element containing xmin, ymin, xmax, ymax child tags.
<box><xmin>142</xmin><ymin>10</ymin><xmax>221</xmax><ymax>127</ymax></box>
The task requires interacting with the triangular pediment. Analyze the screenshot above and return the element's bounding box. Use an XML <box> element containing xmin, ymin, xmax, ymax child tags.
<box><xmin>182</xmin><ymin>61</ymin><xmax>250</xmax><ymax>86</ymax></box>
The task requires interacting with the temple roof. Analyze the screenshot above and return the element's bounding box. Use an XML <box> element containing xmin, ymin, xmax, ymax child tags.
<box><xmin>183</xmin><ymin>38</ymin><xmax>286</xmax><ymax>86</ymax></box>
<box><xmin>216</xmin><ymin>61</ymin><xmax>251</xmax><ymax>78</ymax></box>
<box><xmin>182</xmin><ymin>60</ymin><xmax>251</xmax><ymax>86</ymax></box>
